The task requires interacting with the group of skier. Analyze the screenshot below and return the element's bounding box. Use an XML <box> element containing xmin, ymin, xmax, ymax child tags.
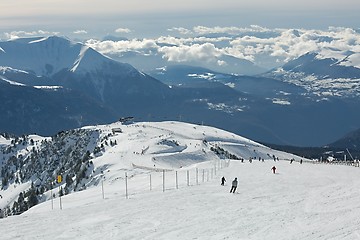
<box><xmin>221</xmin><ymin>165</ymin><xmax>278</xmax><ymax>193</ymax></box>
<box><xmin>221</xmin><ymin>176</ymin><xmax>238</xmax><ymax>193</ymax></box>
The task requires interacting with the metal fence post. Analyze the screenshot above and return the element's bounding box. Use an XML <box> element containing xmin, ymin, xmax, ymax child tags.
<box><xmin>149</xmin><ymin>173</ymin><xmax>152</xmax><ymax>191</ymax></box>
<box><xmin>196</xmin><ymin>168</ymin><xmax>198</xmax><ymax>185</ymax></box>
<box><xmin>125</xmin><ymin>172</ymin><xmax>128</xmax><ymax>199</ymax></box>
<box><xmin>102</xmin><ymin>180</ymin><xmax>105</xmax><ymax>199</ymax></box>
<box><xmin>176</xmin><ymin>171</ymin><xmax>178</xmax><ymax>189</ymax></box>
<box><xmin>163</xmin><ymin>170</ymin><xmax>165</xmax><ymax>192</ymax></box>
<box><xmin>187</xmin><ymin>170</ymin><xmax>189</xmax><ymax>186</ymax></box>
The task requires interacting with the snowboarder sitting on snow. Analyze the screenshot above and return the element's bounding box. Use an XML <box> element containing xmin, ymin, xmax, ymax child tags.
<box><xmin>230</xmin><ymin>178</ymin><xmax>238</xmax><ymax>193</ymax></box>
<box><xmin>271</xmin><ymin>166</ymin><xmax>276</xmax><ymax>174</ymax></box>
<box><xmin>221</xmin><ymin>176</ymin><xmax>226</xmax><ymax>186</ymax></box>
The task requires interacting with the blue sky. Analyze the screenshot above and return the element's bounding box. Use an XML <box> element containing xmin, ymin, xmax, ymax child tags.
<box><xmin>1</xmin><ymin>0</ymin><xmax>359</xmax><ymax>39</ymax></box>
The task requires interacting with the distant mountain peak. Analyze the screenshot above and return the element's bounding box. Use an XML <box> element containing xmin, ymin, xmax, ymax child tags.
<box><xmin>263</xmin><ymin>51</ymin><xmax>360</xmax><ymax>97</ymax></box>
<box><xmin>0</xmin><ymin>36</ymin><xmax>83</xmax><ymax>76</ymax></box>
<box><xmin>0</xmin><ymin>35</ymin><xmax>139</xmax><ymax>78</ymax></box>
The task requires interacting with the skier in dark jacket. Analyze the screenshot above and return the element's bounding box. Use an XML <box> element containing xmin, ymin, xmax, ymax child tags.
<box><xmin>221</xmin><ymin>176</ymin><xmax>226</xmax><ymax>186</ymax></box>
<box><xmin>230</xmin><ymin>178</ymin><xmax>238</xmax><ymax>193</ymax></box>
<box><xmin>271</xmin><ymin>166</ymin><xmax>276</xmax><ymax>174</ymax></box>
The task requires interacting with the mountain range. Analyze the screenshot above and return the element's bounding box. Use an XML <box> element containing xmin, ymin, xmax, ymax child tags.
<box><xmin>1</xmin><ymin>36</ymin><xmax>360</xmax><ymax>147</ymax></box>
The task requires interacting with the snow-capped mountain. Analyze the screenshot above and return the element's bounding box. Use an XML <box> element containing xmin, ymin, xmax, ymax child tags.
<box><xmin>0</xmin><ymin>120</ymin><xmax>303</xmax><ymax>216</ymax></box>
<box><xmin>0</xmin><ymin>36</ymin><xmax>136</xmax><ymax>77</ymax></box>
<box><xmin>0</xmin><ymin>36</ymin><xmax>170</xmax><ymax>103</ymax></box>
<box><xmin>263</xmin><ymin>52</ymin><xmax>360</xmax><ymax>98</ymax></box>
<box><xmin>0</xmin><ymin>36</ymin><xmax>182</xmax><ymax>135</ymax></box>
<box><xmin>0</xmin><ymin>36</ymin><xmax>83</xmax><ymax>76</ymax></box>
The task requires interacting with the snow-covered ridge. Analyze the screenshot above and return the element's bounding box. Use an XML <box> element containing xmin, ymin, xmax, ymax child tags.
<box><xmin>0</xmin><ymin>121</ymin><xmax>303</xmax><ymax>215</ymax></box>
<box><xmin>70</xmin><ymin>45</ymin><xmax>90</xmax><ymax>72</ymax></box>
<box><xmin>0</xmin><ymin>75</ymin><xmax>26</xmax><ymax>86</ymax></box>
<box><xmin>28</xmin><ymin>36</ymin><xmax>57</xmax><ymax>44</ymax></box>
<box><xmin>0</xmin><ymin>36</ymin><xmax>81</xmax><ymax>76</ymax></box>
<box><xmin>0</xmin><ymin>35</ymin><xmax>137</xmax><ymax>77</ymax></box>
<box><xmin>33</xmin><ymin>85</ymin><xmax>63</xmax><ymax>90</ymax></box>
<box><xmin>0</xmin><ymin>66</ymin><xmax>29</xmax><ymax>75</ymax></box>
<box><xmin>0</xmin><ymin>135</ymin><xmax>11</xmax><ymax>146</ymax></box>
<box><xmin>339</xmin><ymin>52</ymin><xmax>360</xmax><ymax>68</ymax></box>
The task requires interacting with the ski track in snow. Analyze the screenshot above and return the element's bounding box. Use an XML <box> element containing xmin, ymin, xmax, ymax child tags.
<box><xmin>1</xmin><ymin>160</ymin><xmax>360</xmax><ymax>240</ymax></box>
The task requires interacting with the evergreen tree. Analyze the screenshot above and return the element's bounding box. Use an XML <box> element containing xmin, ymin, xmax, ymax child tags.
<box><xmin>27</xmin><ymin>189</ymin><xmax>39</xmax><ymax>208</ymax></box>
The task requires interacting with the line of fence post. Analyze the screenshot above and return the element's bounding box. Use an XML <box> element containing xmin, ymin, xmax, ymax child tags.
<box><xmin>42</xmin><ymin>161</ymin><xmax>234</xmax><ymax>212</ymax></box>
<box><xmin>116</xmin><ymin>160</ymin><xmax>231</xmax><ymax>199</ymax></box>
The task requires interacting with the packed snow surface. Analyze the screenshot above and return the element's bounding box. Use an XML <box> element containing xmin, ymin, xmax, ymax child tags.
<box><xmin>1</xmin><ymin>121</ymin><xmax>360</xmax><ymax>239</ymax></box>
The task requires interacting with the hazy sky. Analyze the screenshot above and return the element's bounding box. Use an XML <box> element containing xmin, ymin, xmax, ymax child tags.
<box><xmin>1</xmin><ymin>0</ymin><xmax>360</xmax><ymax>38</ymax></box>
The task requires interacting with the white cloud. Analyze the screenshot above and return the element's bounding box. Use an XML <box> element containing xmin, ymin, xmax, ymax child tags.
<box><xmin>156</xmin><ymin>35</ymin><xmax>231</xmax><ymax>46</ymax></box>
<box><xmin>73</xmin><ymin>30</ymin><xmax>88</xmax><ymax>34</ymax></box>
<box><xmin>4</xmin><ymin>30</ymin><xmax>60</xmax><ymax>40</ymax></box>
<box><xmin>167</xmin><ymin>27</ymin><xmax>192</xmax><ymax>35</ymax></box>
<box><xmin>193</xmin><ymin>25</ymin><xmax>272</xmax><ymax>35</ymax></box>
<box><xmin>86</xmin><ymin>38</ymin><xmax>158</xmax><ymax>54</ymax></box>
<box><xmin>115</xmin><ymin>28</ymin><xmax>132</xmax><ymax>34</ymax></box>
<box><xmin>159</xmin><ymin>43</ymin><xmax>222</xmax><ymax>63</ymax></box>
<box><xmin>84</xmin><ymin>26</ymin><xmax>360</xmax><ymax>70</ymax></box>
<box><xmin>224</xmin><ymin>27</ymin><xmax>360</xmax><ymax>66</ymax></box>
